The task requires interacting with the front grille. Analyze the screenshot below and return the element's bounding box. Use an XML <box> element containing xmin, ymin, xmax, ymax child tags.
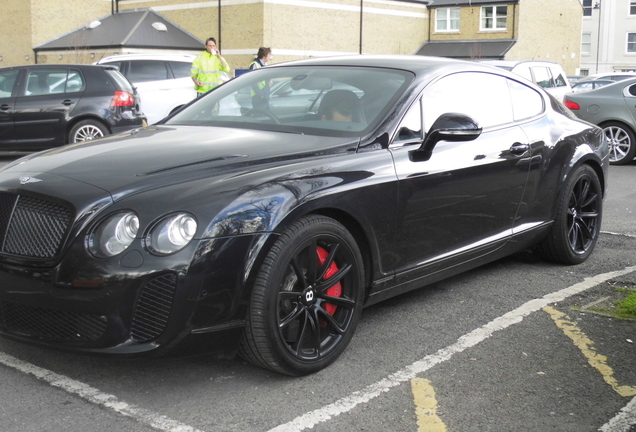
<box><xmin>130</xmin><ymin>274</ymin><xmax>177</xmax><ymax>342</ymax></box>
<box><xmin>0</xmin><ymin>193</ymin><xmax>73</xmax><ymax>259</ymax></box>
<box><xmin>0</xmin><ymin>300</ymin><xmax>107</xmax><ymax>341</ymax></box>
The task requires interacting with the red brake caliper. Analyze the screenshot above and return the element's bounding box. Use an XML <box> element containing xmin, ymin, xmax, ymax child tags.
<box><xmin>316</xmin><ymin>246</ymin><xmax>341</xmax><ymax>323</ymax></box>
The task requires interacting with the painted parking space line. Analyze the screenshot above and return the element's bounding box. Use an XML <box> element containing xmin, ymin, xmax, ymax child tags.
<box><xmin>544</xmin><ymin>306</ymin><xmax>636</xmax><ymax>397</ymax></box>
<box><xmin>411</xmin><ymin>378</ymin><xmax>447</xmax><ymax>432</ymax></box>
<box><xmin>268</xmin><ymin>265</ymin><xmax>636</xmax><ymax>432</ymax></box>
<box><xmin>599</xmin><ymin>395</ymin><xmax>636</xmax><ymax>432</ymax></box>
<box><xmin>0</xmin><ymin>352</ymin><xmax>203</xmax><ymax>432</ymax></box>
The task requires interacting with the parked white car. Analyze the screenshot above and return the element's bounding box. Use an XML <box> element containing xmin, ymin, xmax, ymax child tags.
<box><xmin>96</xmin><ymin>54</ymin><xmax>197</xmax><ymax>124</ymax></box>
<box><xmin>479</xmin><ymin>60</ymin><xmax>572</xmax><ymax>100</ymax></box>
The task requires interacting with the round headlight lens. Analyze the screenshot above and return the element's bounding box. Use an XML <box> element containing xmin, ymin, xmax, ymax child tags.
<box><xmin>88</xmin><ymin>212</ymin><xmax>139</xmax><ymax>258</ymax></box>
<box><xmin>146</xmin><ymin>213</ymin><xmax>197</xmax><ymax>256</ymax></box>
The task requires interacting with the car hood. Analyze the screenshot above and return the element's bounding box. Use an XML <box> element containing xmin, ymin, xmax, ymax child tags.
<box><xmin>2</xmin><ymin>125</ymin><xmax>359</xmax><ymax>200</ymax></box>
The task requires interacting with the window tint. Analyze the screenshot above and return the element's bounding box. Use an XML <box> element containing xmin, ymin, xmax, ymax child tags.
<box><xmin>168</xmin><ymin>61</ymin><xmax>193</xmax><ymax>78</ymax></box>
<box><xmin>396</xmin><ymin>99</ymin><xmax>422</xmax><ymax>142</ymax></box>
<box><xmin>128</xmin><ymin>60</ymin><xmax>169</xmax><ymax>82</ymax></box>
<box><xmin>507</xmin><ymin>79</ymin><xmax>544</xmax><ymax>121</ymax></box>
<box><xmin>0</xmin><ymin>69</ymin><xmax>19</xmax><ymax>98</ymax></box>
<box><xmin>105</xmin><ymin>69</ymin><xmax>134</xmax><ymax>93</ymax></box>
<box><xmin>422</xmin><ymin>72</ymin><xmax>513</xmax><ymax>131</ymax></box>
<box><xmin>532</xmin><ymin>67</ymin><xmax>555</xmax><ymax>88</ymax></box>
<box><xmin>628</xmin><ymin>84</ymin><xmax>636</xmax><ymax>97</ymax></box>
<box><xmin>24</xmin><ymin>68</ymin><xmax>83</xmax><ymax>96</ymax></box>
<box><xmin>513</xmin><ymin>66</ymin><xmax>532</xmax><ymax>82</ymax></box>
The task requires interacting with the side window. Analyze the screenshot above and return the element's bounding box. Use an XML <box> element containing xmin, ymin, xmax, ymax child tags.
<box><xmin>628</xmin><ymin>84</ymin><xmax>636</xmax><ymax>97</ymax></box>
<box><xmin>422</xmin><ymin>72</ymin><xmax>513</xmax><ymax>131</ymax></box>
<box><xmin>168</xmin><ymin>61</ymin><xmax>193</xmax><ymax>79</ymax></box>
<box><xmin>532</xmin><ymin>67</ymin><xmax>555</xmax><ymax>88</ymax></box>
<box><xmin>65</xmin><ymin>70</ymin><xmax>84</xmax><ymax>93</ymax></box>
<box><xmin>0</xmin><ymin>69</ymin><xmax>19</xmax><ymax>98</ymax></box>
<box><xmin>25</xmin><ymin>68</ymin><xmax>71</xmax><ymax>96</ymax></box>
<box><xmin>507</xmin><ymin>79</ymin><xmax>544</xmax><ymax>121</ymax></box>
<box><xmin>128</xmin><ymin>60</ymin><xmax>169</xmax><ymax>82</ymax></box>
<box><xmin>395</xmin><ymin>99</ymin><xmax>422</xmax><ymax>142</ymax></box>
<box><xmin>553</xmin><ymin>71</ymin><xmax>567</xmax><ymax>87</ymax></box>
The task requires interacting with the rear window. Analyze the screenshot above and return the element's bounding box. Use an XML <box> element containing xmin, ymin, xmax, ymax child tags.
<box><xmin>105</xmin><ymin>69</ymin><xmax>134</xmax><ymax>93</ymax></box>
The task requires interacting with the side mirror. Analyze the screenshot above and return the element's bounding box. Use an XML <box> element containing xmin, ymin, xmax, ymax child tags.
<box><xmin>410</xmin><ymin>113</ymin><xmax>482</xmax><ymax>162</ymax></box>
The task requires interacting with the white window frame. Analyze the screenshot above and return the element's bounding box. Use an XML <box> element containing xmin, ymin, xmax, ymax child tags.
<box><xmin>628</xmin><ymin>33</ymin><xmax>636</xmax><ymax>54</ymax></box>
<box><xmin>435</xmin><ymin>7</ymin><xmax>460</xmax><ymax>32</ymax></box>
<box><xmin>582</xmin><ymin>33</ymin><xmax>591</xmax><ymax>55</ymax></box>
<box><xmin>480</xmin><ymin>5</ymin><xmax>508</xmax><ymax>31</ymax></box>
<box><xmin>630</xmin><ymin>0</ymin><xmax>636</xmax><ymax>16</ymax></box>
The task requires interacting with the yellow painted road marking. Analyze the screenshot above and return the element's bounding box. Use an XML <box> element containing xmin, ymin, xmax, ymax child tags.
<box><xmin>412</xmin><ymin>378</ymin><xmax>447</xmax><ymax>432</ymax></box>
<box><xmin>544</xmin><ymin>306</ymin><xmax>636</xmax><ymax>397</ymax></box>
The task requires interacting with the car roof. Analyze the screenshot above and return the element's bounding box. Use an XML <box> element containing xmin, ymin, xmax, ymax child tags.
<box><xmin>0</xmin><ymin>64</ymin><xmax>118</xmax><ymax>71</ymax></box>
<box><xmin>97</xmin><ymin>53</ymin><xmax>197</xmax><ymax>63</ymax></box>
<box><xmin>477</xmin><ymin>59</ymin><xmax>562</xmax><ymax>68</ymax></box>
<box><xmin>268</xmin><ymin>55</ymin><xmax>514</xmax><ymax>78</ymax></box>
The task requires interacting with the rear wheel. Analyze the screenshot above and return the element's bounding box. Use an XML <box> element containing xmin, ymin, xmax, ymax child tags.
<box><xmin>533</xmin><ymin>164</ymin><xmax>602</xmax><ymax>264</ymax></box>
<box><xmin>69</xmin><ymin>120</ymin><xmax>108</xmax><ymax>143</ymax></box>
<box><xmin>239</xmin><ymin>215</ymin><xmax>364</xmax><ymax>376</ymax></box>
<box><xmin>603</xmin><ymin>122</ymin><xmax>636</xmax><ymax>165</ymax></box>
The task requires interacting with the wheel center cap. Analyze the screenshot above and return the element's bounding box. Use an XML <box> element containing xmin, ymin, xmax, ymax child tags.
<box><xmin>302</xmin><ymin>287</ymin><xmax>316</xmax><ymax>305</ymax></box>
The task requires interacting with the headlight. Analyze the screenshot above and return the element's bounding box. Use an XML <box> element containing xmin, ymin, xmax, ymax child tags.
<box><xmin>145</xmin><ymin>213</ymin><xmax>197</xmax><ymax>256</ymax></box>
<box><xmin>88</xmin><ymin>212</ymin><xmax>139</xmax><ymax>258</ymax></box>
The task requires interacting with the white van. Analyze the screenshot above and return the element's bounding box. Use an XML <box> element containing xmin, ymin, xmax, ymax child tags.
<box><xmin>479</xmin><ymin>60</ymin><xmax>572</xmax><ymax>100</ymax></box>
<box><xmin>96</xmin><ymin>54</ymin><xmax>198</xmax><ymax>124</ymax></box>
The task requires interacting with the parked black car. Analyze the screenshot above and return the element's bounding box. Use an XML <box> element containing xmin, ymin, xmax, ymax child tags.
<box><xmin>0</xmin><ymin>55</ymin><xmax>609</xmax><ymax>376</ymax></box>
<box><xmin>0</xmin><ymin>64</ymin><xmax>146</xmax><ymax>151</ymax></box>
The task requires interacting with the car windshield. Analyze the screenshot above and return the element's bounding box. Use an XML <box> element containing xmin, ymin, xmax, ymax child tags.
<box><xmin>166</xmin><ymin>65</ymin><xmax>413</xmax><ymax>136</ymax></box>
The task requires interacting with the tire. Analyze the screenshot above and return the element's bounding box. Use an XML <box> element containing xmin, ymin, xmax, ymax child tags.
<box><xmin>533</xmin><ymin>164</ymin><xmax>602</xmax><ymax>265</ymax></box>
<box><xmin>69</xmin><ymin>120</ymin><xmax>108</xmax><ymax>143</ymax></box>
<box><xmin>239</xmin><ymin>215</ymin><xmax>365</xmax><ymax>376</ymax></box>
<box><xmin>603</xmin><ymin>122</ymin><xmax>636</xmax><ymax>165</ymax></box>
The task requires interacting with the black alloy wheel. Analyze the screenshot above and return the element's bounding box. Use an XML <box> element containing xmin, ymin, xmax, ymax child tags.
<box><xmin>239</xmin><ymin>215</ymin><xmax>364</xmax><ymax>376</ymax></box>
<box><xmin>534</xmin><ymin>164</ymin><xmax>602</xmax><ymax>265</ymax></box>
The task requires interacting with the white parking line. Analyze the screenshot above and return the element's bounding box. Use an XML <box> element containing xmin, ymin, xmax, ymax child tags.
<box><xmin>267</xmin><ymin>265</ymin><xmax>636</xmax><ymax>432</ymax></box>
<box><xmin>600</xmin><ymin>396</ymin><xmax>636</xmax><ymax>432</ymax></box>
<box><xmin>1</xmin><ymin>265</ymin><xmax>635</xmax><ymax>432</ymax></box>
<box><xmin>0</xmin><ymin>352</ymin><xmax>203</xmax><ymax>432</ymax></box>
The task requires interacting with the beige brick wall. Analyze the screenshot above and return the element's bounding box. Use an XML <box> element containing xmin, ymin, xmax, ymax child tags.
<box><xmin>0</xmin><ymin>0</ymin><xmax>34</xmax><ymax>66</ymax></box>
<box><xmin>506</xmin><ymin>0</ymin><xmax>582</xmax><ymax>75</ymax></box>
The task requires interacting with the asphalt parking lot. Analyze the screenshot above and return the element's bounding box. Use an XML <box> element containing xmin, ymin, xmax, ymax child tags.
<box><xmin>0</xmin><ymin>161</ymin><xmax>634</xmax><ymax>432</ymax></box>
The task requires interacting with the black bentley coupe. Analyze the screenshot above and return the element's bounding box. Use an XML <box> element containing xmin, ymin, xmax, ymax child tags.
<box><xmin>0</xmin><ymin>55</ymin><xmax>609</xmax><ymax>376</ymax></box>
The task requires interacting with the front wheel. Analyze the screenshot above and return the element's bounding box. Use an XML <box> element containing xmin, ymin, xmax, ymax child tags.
<box><xmin>69</xmin><ymin>120</ymin><xmax>108</xmax><ymax>143</ymax></box>
<box><xmin>239</xmin><ymin>215</ymin><xmax>365</xmax><ymax>376</ymax></box>
<box><xmin>603</xmin><ymin>122</ymin><xmax>636</xmax><ymax>165</ymax></box>
<box><xmin>533</xmin><ymin>164</ymin><xmax>602</xmax><ymax>264</ymax></box>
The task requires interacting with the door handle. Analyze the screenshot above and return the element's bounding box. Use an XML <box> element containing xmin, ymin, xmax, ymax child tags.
<box><xmin>62</xmin><ymin>99</ymin><xmax>74</xmax><ymax>106</ymax></box>
<box><xmin>509</xmin><ymin>142</ymin><xmax>530</xmax><ymax>156</ymax></box>
<box><xmin>0</xmin><ymin>104</ymin><xmax>10</xmax><ymax>110</ymax></box>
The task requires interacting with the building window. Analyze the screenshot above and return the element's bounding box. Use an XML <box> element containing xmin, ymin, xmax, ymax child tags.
<box><xmin>436</xmin><ymin>8</ymin><xmax>460</xmax><ymax>32</ymax></box>
<box><xmin>631</xmin><ymin>0</ymin><xmax>636</xmax><ymax>15</ymax></box>
<box><xmin>583</xmin><ymin>0</ymin><xmax>593</xmax><ymax>17</ymax></box>
<box><xmin>628</xmin><ymin>33</ymin><xmax>636</xmax><ymax>53</ymax></box>
<box><xmin>481</xmin><ymin>6</ymin><xmax>507</xmax><ymax>30</ymax></box>
<box><xmin>582</xmin><ymin>33</ymin><xmax>591</xmax><ymax>55</ymax></box>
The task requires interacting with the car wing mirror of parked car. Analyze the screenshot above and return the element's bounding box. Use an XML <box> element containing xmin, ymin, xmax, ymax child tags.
<box><xmin>410</xmin><ymin>113</ymin><xmax>482</xmax><ymax>162</ymax></box>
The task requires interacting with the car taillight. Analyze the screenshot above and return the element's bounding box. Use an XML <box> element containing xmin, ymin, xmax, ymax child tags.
<box><xmin>111</xmin><ymin>91</ymin><xmax>135</xmax><ymax>107</ymax></box>
<box><xmin>563</xmin><ymin>99</ymin><xmax>580</xmax><ymax>110</ymax></box>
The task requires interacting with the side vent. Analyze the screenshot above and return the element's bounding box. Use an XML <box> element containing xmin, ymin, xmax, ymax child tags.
<box><xmin>130</xmin><ymin>274</ymin><xmax>177</xmax><ymax>342</ymax></box>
